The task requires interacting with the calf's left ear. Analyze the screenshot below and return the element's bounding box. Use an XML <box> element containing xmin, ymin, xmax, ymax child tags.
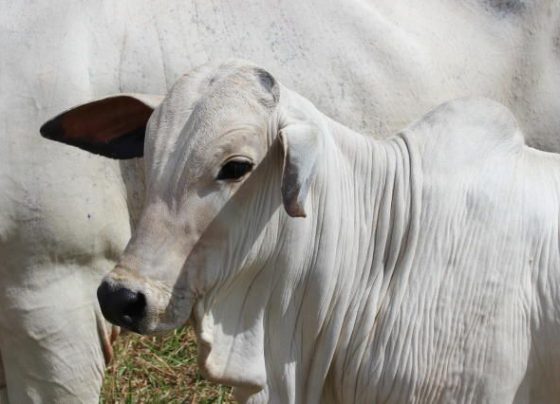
<box><xmin>279</xmin><ymin>123</ymin><xmax>320</xmax><ymax>218</ymax></box>
<box><xmin>40</xmin><ymin>94</ymin><xmax>163</xmax><ymax>159</ymax></box>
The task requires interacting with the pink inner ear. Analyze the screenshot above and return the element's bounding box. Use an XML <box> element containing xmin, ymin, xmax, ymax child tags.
<box><xmin>59</xmin><ymin>97</ymin><xmax>153</xmax><ymax>144</ymax></box>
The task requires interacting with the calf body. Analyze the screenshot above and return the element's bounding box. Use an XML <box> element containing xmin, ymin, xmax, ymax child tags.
<box><xmin>69</xmin><ymin>62</ymin><xmax>560</xmax><ymax>402</ymax></box>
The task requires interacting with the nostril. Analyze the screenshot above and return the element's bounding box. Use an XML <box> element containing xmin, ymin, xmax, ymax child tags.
<box><xmin>121</xmin><ymin>290</ymin><xmax>146</xmax><ymax>321</ymax></box>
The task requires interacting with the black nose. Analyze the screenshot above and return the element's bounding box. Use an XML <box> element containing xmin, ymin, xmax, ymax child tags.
<box><xmin>97</xmin><ymin>281</ymin><xmax>146</xmax><ymax>331</ymax></box>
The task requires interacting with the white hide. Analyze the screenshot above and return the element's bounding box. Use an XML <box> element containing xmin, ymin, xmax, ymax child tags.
<box><xmin>4</xmin><ymin>0</ymin><xmax>560</xmax><ymax>402</ymax></box>
<box><xmin>103</xmin><ymin>62</ymin><xmax>560</xmax><ymax>403</ymax></box>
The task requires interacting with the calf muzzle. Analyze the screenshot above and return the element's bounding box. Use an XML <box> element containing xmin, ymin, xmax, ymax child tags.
<box><xmin>97</xmin><ymin>280</ymin><xmax>146</xmax><ymax>332</ymax></box>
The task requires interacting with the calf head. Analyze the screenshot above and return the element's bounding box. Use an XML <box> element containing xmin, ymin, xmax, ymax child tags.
<box><xmin>114</xmin><ymin>62</ymin><xmax>324</xmax><ymax>340</ymax></box>
<box><xmin>41</xmin><ymin>61</ymin><xmax>322</xmax><ymax>339</ymax></box>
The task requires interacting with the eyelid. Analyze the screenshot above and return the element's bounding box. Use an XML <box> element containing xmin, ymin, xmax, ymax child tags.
<box><xmin>221</xmin><ymin>155</ymin><xmax>254</xmax><ymax>165</ymax></box>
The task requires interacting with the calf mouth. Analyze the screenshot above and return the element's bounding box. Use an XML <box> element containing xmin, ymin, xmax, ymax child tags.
<box><xmin>97</xmin><ymin>266</ymin><xmax>191</xmax><ymax>335</ymax></box>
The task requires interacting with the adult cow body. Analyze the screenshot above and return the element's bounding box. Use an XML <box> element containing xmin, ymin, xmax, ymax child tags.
<box><xmin>52</xmin><ymin>61</ymin><xmax>560</xmax><ymax>403</ymax></box>
<box><xmin>3</xmin><ymin>0</ymin><xmax>560</xmax><ymax>402</ymax></box>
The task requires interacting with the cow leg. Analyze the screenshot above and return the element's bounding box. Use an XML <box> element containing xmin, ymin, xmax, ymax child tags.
<box><xmin>0</xmin><ymin>354</ymin><xmax>7</xmax><ymax>404</ymax></box>
<box><xmin>0</xmin><ymin>260</ymin><xmax>115</xmax><ymax>404</ymax></box>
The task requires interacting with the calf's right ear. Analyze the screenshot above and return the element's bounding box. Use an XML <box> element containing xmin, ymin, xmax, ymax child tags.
<box><xmin>40</xmin><ymin>94</ymin><xmax>163</xmax><ymax>159</ymax></box>
<box><xmin>279</xmin><ymin>122</ymin><xmax>320</xmax><ymax>218</ymax></box>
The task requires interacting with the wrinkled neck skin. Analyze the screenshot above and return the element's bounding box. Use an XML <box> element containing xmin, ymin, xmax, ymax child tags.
<box><xmin>195</xmin><ymin>90</ymin><xmax>421</xmax><ymax>404</ymax></box>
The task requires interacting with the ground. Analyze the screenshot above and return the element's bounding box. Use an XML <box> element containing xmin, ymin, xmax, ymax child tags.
<box><xmin>101</xmin><ymin>327</ymin><xmax>233</xmax><ymax>403</ymax></box>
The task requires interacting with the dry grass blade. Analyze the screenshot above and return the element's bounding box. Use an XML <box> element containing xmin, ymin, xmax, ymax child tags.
<box><xmin>101</xmin><ymin>326</ymin><xmax>233</xmax><ymax>403</ymax></box>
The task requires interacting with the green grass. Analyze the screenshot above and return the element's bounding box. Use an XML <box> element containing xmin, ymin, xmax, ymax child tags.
<box><xmin>101</xmin><ymin>327</ymin><xmax>233</xmax><ymax>403</ymax></box>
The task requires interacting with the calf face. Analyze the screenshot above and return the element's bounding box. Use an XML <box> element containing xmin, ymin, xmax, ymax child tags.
<box><xmin>95</xmin><ymin>61</ymin><xmax>321</xmax><ymax>334</ymax></box>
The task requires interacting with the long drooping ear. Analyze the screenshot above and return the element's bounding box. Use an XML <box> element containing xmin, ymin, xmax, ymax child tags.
<box><xmin>40</xmin><ymin>94</ymin><xmax>163</xmax><ymax>159</ymax></box>
<box><xmin>279</xmin><ymin>122</ymin><xmax>320</xmax><ymax>218</ymax></box>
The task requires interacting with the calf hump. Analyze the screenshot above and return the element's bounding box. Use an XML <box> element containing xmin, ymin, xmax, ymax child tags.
<box><xmin>485</xmin><ymin>0</ymin><xmax>527</xmax><ymax>15</ymax></box>
<box><xmin>406</xmin><ymin>97</ymin><xmax>524</xmax><ymax>169</ymax></box>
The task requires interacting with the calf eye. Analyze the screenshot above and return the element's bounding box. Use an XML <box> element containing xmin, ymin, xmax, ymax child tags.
<box><xmin>217</xmin><ymin>159</ymin><xmax>254</xmax><ymax>181</ymax></box>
